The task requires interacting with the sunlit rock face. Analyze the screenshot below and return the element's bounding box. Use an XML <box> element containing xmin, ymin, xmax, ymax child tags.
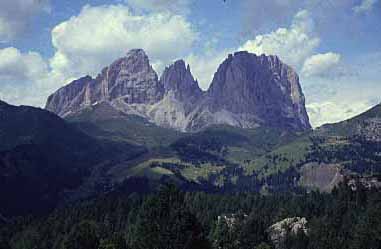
<box><xmin>99</xmin><ymin>49</ymin><xmax>164</xmax><ymax>104</ymax></box>
<box><xmin>46</xmin><ymin>49</ymin><xmax>163</xmax><ymax>117</ymax></box>
<box><xmin>46</xmin><ymin>49</ymin><xmax>311</xmax><ymax>132</ymax></box>
<box><xmin>45</xmin><ymin>75</ymin><xmax>95</xmax><ymax>117</ymax></box>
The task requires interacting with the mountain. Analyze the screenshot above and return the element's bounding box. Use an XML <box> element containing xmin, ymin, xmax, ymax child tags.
<box><xmin>204</xmin><ymin>52</ymin><xmax>310</xmax><ymax>131</ymax></box>
<box><xmin>12</xmin><ymin>48</ymin><xmax>380</xmax><ymax>213</ymax></box>
<box><xmin>161</xmin><ymin>59</ymin><xmax>202</xmax><ymax>102</ymax></box>
<box><xmin>0</xmin><ymin>100</ymin><xmax>144</xmax><ymax>216</ymax></box>
<box><xmin>45</xmin><ymin>49</ymin><xmax>163</xmax><ymax>117</ymax></box>
<box><xmin>1</xmin><ymin>90</ymin><xmax>380</xmax><ymax>219</ymax></box>
<box><xmin>148</xmin><ymin>59</ymin><xmax>204</xmax><ymax>130</ymax></box>
<box><xmin>45</xmin><ymin>49</ymin><xmax>311</xmax><ymax>132</ymax></box>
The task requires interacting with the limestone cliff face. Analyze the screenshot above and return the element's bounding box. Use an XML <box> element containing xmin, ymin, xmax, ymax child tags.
<box><xmin>97</xmin><ymin>49</ymin><xmax>163</xmax><ymax>104</ymax></box>
<box><xmin>160</xmin><ymin>59</ymin><xmax>202</xmax><ymax>102</ymax></box>
<box><xmin>46</xmin><ymin>49</ymin><xmax>163</xmax><ymax>116</ymax></box>
<box><xmin>45</xmin><ymin>76</ymin><xmax>95</xmax><ymax>117</ymax></box>
<box><xmin>148</xmin><ymin>60</ymin><xmax>203</xmax><ymax>130</ymax></box>
<box><xmin>46</xmin><ymin>49</ymin><xmax>311</xmax><ymax>132</ymax></box>
<box><xmin>204</xmin><ymin>51</ymin><xmax>310</xmax><ymax>131</ymax></box>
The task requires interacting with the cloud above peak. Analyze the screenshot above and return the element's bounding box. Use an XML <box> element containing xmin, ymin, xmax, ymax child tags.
<box><xmin>0</xmin><ymin>3</ymin><xmax>198</xmax><ymax>107</ymax></box>
<box><xmin>239</xmin><ymin>10</ymin><xmax>320</xmax><ymax>70</ymax></box>
<box><xmin>0</xmin><ymin>1</ymin><xmax>379</xmax><ymax>129</ymax></box>
<box><xmin>50</xmin><ymin>4</ymin><xmax>197</xmax><ymax>81</ymax></box>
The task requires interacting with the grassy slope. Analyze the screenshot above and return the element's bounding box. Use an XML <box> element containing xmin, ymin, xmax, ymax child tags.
<box><xmin>244</xmin><ymin>134</ymin><xmax>312</xmax><ymax>178</ymax></box>
<box><xmin>66</xmin><ymin>101</ymin><xmax>381</xmax><ymax>191</ymax></box>
<box><xmin>242</xmin><ymin>103</ymin><xmax>381</xmax><ymax>186</ymax></box>
<box><xmin>67</xmin><ymin>104</ymin><xmax>303</xmax><ymax>185</ymax></box>
<box><xmin>67</xmin><ymin>102</ymin><xmax>182</xmax><ymax>148</ymax></box>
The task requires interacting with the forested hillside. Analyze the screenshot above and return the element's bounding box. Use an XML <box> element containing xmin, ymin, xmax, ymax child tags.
<box><xmin>1</xmin><ymin>180</ymin><xmax>380</xmax><ymax>249</ymax></box>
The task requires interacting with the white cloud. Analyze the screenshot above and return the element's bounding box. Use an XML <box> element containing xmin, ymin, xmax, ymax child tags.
<box><xmin>127</xmin><ymin>0</ymin><xmax>191</xmax><ymax>15</ymax></box>
<box><xmin>186</xmin><ymin>49</ymin><xmax>232</xmax><ymax>90</ymax></box>
<box><xmin>0</xmin><ymin>47</ymin><xmax>48</xmax><ymax>82</ymax></box>
<box><xmin>0</xmin><ymin>4</ymin><xmax>198</xmax><ymax>106</ymax></box>
<box><xmin>50</xmin><ymin>4</ymin><xmax>197</xmax><ymax>82</ymax></box>
<box><xmin>188</xmin><ymin>10</ymin><xmax>324</xmax><ymax>89</ymax></box>
<box><xmin>188</xmin><ymin>10</ymin><xmax>345</xmax><ymax>92</ymax></box>
<box><xmin>353</xmin><ymin>0</ymin><xmax>379</xmax><ymax>14</ymax></box>
<box><xmin>235</xmin><ymin>9</ymin><xmax>376</xmax><ymax>127</ymax></box>
<box><xmin>239</xmin><ymin>10</ymin><xmax>320</xmax><ymax>70</ymax></box>
<box><xmin>0</xmin><ymin>2</ymin><xmax>379</xmax><ymax>131</ymax></box>
<box><xmin>301</xmin><ymin>52</ymin><xmax>341</xmax><ymax>78</ymax></box>
<box><xmin>303</xmin><ymin>52</ymin><xmax>381</xmax><ymax>127</ymax></box>
<box><xmin>0</xmin><ymin>0</ymin><xmax>50</xmax><ymax>42</ymax></box>
<box><xmin>0</xmin><ymin>47</ymin><xmax>60</xmax><ymax>106</ymax></box>
<box><xmin>307</xmin><ymin>101</ymin><xmax>375</xmax><ymax>127</ymax></box>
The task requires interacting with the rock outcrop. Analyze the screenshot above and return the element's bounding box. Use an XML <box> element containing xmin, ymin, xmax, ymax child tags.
<box><xmin>217</xmin><ymin>213</ymin><xmax>248</xmax><ymax>229</ymax></box>
<box><xmin>268</xmin><ymin>217</ymin><xmax>308</xmax><ymax>247</ymax></box>
<box><xmin>46</xmin><ymin>49</ymin><xmax>311</xmax><ymax>132</ymax></box>
<box><xmin>299</xmin><ymin>163</ymin><xmax>344</xmax><ymax>192</ymax></box>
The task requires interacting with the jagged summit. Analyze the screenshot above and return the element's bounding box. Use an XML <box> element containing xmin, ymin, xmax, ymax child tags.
<box><xmin>46</xmin><ymin>49</ymin><xmax>163</xmax><ymax>116</ymax></box>
<box><xmin>160</xmin><ymin>59</ymin><xmax>203</xmax><ymax>101</ymax></box>
<box><xmin>45</xmin><ymin>49</ymin><xmax>311</xmax><ymax>132</ymax></box>
<box><xmin>96</xmin><ymin>48</ymin><xmax>162</xmax><ymax>104</ymax></box>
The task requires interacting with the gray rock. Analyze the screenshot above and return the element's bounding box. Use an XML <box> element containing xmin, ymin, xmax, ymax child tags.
<box><xmin>45</xmin><ymin>75</ymin><xmax>95</xmax><ymax>117</ymax></box>
<box><xmin>45</xmin><ymin>49</ymin><xmax>311</xmax><ymax>132</ymax></box>
<box><xmin>98</xmin><ymin>49</ymin><xmax>163</xmax><ymax>104</ymax></box>
<box><xmin>299</xmin><ymin>163</ymin><xmax>344</xmax><ymax>192</ymax></box>
<box><xmin>46</xmin><ymin>49</ymin><xmax>163</xmax><ymax>116</ymax></box>
<box><xmin>148</xmin><ymin>60</ymin><xmax>203</xmax><ymax>130</ymax></box>
<box><xmin>268</xmin><ymin>217</ymin><xmax>308</xmax><ymax>248</ymax></box>
<box><xmin>161</xmin><ymin>59</ymin><xmax>202</xmax><ymax>102</ymax></box>
<box><xmin>204</xmin><ymin>51</ymin><xmax>310</xmax><ymax>131</ymax></box>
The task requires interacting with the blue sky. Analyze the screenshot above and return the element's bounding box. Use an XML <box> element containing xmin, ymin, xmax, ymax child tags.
<box><xmin>0</xmin><ymin>0</ymin><xmax>380</xmax><ymax>127</ymax></box>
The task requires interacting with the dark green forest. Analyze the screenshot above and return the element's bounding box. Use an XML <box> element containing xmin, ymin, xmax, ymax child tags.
<box><xmin>1</xmin><ymin>179</ymin><xmax>381</xmax><ymax>249</ymax></box>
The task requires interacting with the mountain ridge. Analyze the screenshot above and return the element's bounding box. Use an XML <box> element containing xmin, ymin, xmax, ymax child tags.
<box><xmin>45</xmin><ymin>49</ymin><xmax>311</xmax><ymax>132</ymax></box>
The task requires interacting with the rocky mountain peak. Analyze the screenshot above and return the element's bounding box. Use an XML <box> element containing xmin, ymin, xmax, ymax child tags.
<box><xmin>160</xmin><ymin>59</ymin><xmax>202</xmax><ymax>101</ymax></box>
<box><xmin>46</xmin><ymin>49</ymin><xmax>164</xmax><ymax>117</ymax></box>
<box><xmin>206</xmin><ymin>51</ymin><xmax>310</xmax><ymax>131</ymax></box>
<box><xmin>46</xmin><ymin>49</ymin><xmax>311</xmax><ymax>132</ymax></box>
<box><xmin>97</xmin><ymin>49</ymin><xmax>163</xmax><ymax>104</ymax></box>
